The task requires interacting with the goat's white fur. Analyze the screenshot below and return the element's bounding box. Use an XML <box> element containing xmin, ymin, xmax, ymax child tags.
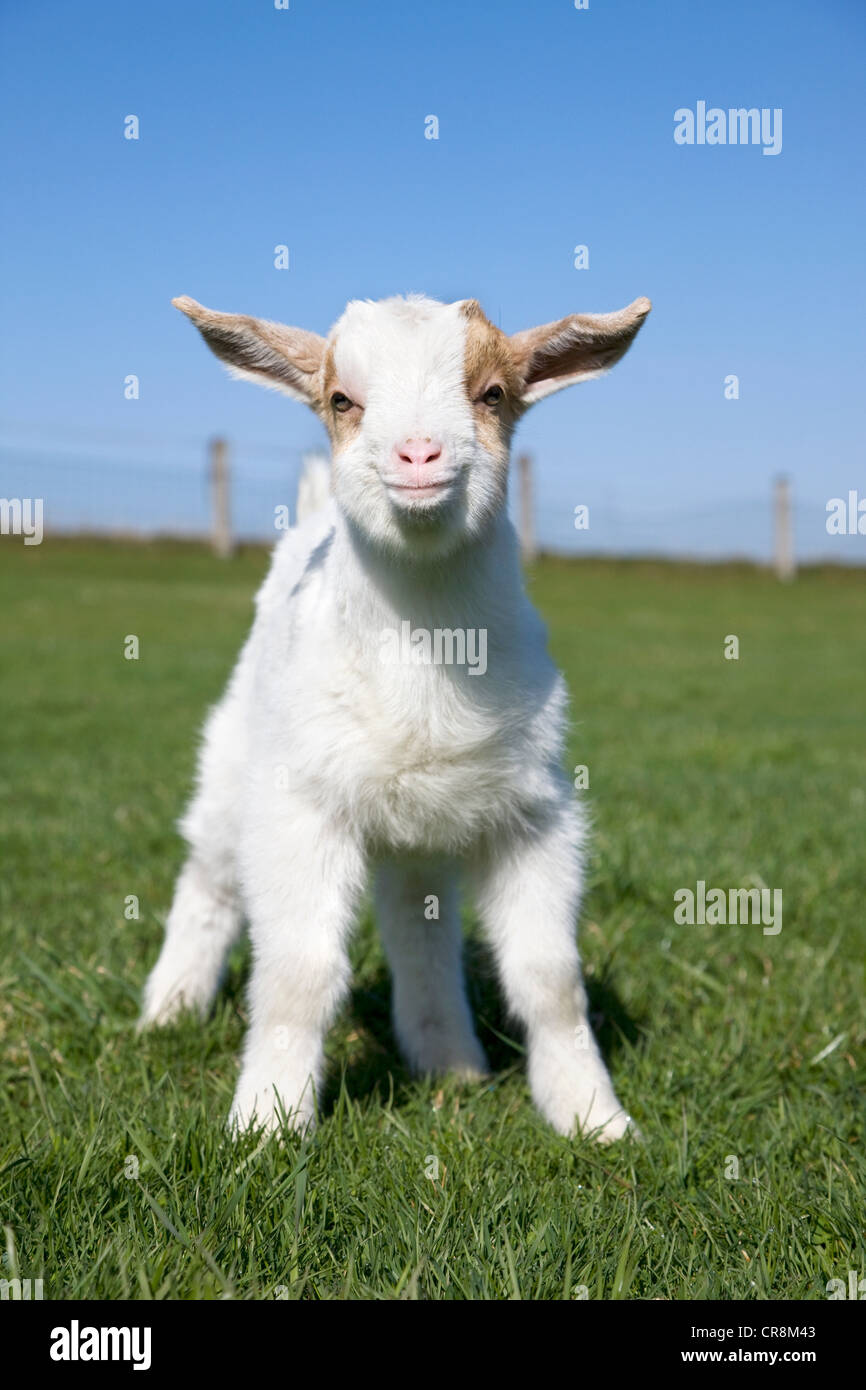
<box><xmin>141</xmin><ymin>291</ymin><xmax>651</xmax><ymax>1143</ymax></box>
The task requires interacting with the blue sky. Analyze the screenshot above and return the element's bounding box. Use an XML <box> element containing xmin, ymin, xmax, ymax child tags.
<box><xmin>1</xmin><ymin>0</ymin><xmax>864</xmax><ymax>558</ymax></box>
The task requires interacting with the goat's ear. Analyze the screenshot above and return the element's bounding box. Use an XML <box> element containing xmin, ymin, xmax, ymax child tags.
<box><xmin>509</xmin><ymin>297</ymin><xmax>651</xmax><ymax>405</ymax></box>
<box><xmin>172</xmin><ymin>296</ymin><xmax>326</xmax><ymax>404</ymax></box>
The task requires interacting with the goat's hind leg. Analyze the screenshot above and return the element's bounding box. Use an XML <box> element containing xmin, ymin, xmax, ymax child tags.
<box><xmin>140</xmin><ymin>854</ymin><xmax>242</xmax><ymax>1026</ymax></box>
<box><xmin>140</xmin><ymin>693</ymin><xmax>245</xmax><ymax>1027</ymax></box>
<box><xmin>374</xmin><ymin>858</ymin><xmax>487</xmax><ymax>1077</ymax></box>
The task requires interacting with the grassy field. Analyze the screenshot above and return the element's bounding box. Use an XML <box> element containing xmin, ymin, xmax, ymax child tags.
<box><xmin>1</xmin><ymin>537</ymin><xmax>863</xmax><ymax>1301</ymax></box>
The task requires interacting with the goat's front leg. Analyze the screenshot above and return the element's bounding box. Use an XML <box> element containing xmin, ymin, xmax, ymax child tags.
<box><xmin>469</xmin><ymin>794</ymin><xmax>633</xmax><ymax>1142</ymax></box>
<box><xmin>229</xmin><ymin>795</ymin><xmax>365</xmax><ymax>1136</ymax></box>
<box><xmin>374</xmin><ymin>857</ymin><xmax>487</xmax><ymax>1078</ymax></box>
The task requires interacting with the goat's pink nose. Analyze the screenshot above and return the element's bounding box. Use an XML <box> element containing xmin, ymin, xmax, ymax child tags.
<box><xmin>395</xmin><ymin>438</ymin><xmax>443</xmax><ymax>469</ymax></box>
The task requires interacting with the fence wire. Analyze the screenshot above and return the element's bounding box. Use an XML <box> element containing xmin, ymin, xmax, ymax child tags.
<box><xmin>1</xmin><ymin>436</ymin><xmax>864</xmax><ymax>565</ymax></box>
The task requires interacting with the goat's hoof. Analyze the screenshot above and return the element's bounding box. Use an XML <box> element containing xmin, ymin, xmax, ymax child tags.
<box><xmin>593</xmin><ymin>1112</ymin><xmax>642</xmax><ymax>1145</ymax></box>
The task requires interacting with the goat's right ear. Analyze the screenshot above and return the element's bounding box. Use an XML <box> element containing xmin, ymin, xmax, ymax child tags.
<box><xmin>509</xmin><ymin>297</ymin><xmax>651</xmax><ymax>405</ymax></box>
<box><xmin>172</xmin><ymin>296</ymin><xmax>326</xmax><ymax>405</ymax></box>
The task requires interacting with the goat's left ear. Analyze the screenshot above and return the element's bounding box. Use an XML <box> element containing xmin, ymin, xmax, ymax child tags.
<box><xmin>509</xmin><ymin>297</ymin><xmax>651</xmax><ymax>405</ymax></box>
<box><xmin>172</xmin><ymin>296</ymin><xmax>326</xmax><ymax>404</ymax></box>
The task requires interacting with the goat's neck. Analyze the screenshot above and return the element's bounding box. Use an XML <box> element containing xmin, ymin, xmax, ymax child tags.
<box><xmin>331</xmin><ymin>511</ymin><xmax>522</xmax><ymax>630</ymax></box>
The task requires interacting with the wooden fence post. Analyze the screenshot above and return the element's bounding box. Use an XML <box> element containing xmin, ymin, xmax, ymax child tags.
<box><xmin>517</xmin><ymin>451</ymin><xmax>536</xmax><ymax>563</ymax></box>
<box><xmin>773</xmin><ymin>475</ymin><xmax>795</xmax><ymax>581</ymax></box>
<box><xmin>209</xmin><ymin>437</ymin><xmax>233</xmax><ymax>557</ymax></box>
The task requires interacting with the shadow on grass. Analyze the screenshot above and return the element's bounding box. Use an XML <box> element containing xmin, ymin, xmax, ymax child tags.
<box><xmin>322</xmin><ymin>934</ymin><xmax>644</xmax><ymax>1119</ymax></box>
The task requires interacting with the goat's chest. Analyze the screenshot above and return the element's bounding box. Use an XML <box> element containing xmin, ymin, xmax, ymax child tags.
<box><xmin>316</xmin><ymin>656</ymin><xmax>530</xmax><ymax>852</ymax></box>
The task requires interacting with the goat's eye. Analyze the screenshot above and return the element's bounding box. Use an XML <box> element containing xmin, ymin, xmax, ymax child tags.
<box><xmin>331</xmin><ymin>392</ymin><xmax>354</xmax><ymax>413</ymax></box>
<box><xmin>481</xmin><ymin>385</ymin><xmax>504</xmax><ymax>407</ymax></box>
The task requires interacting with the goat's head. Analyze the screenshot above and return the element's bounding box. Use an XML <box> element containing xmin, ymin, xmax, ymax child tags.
<box><xmin>173</xmin><ymin>292</ymin><xmax>651</xmax><ymax>558</ymax></box>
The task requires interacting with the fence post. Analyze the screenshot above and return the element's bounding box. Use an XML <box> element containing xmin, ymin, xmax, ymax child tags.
<box><xmin>773</xmin><ymin>474</ymin><xmax>795</xmax><ymax>581</ymax></box>
<box><xmin>209</xmin><ymin>437</ymin><xmax>233</xmax><ymax>557</ymax></box>
<box><xmin>517</xmin><ymin>451</ymin><xmax>536</xmax><ymax>563</ymax></box>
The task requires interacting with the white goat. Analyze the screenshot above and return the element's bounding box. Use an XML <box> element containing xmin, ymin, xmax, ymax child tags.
<box><xmin>141</xmin><ymin>290</ymin><xmax>651</xmax><ymax>1142</ymax></box>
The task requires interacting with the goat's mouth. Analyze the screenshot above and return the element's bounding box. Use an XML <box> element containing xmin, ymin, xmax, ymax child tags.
<box><xmin>382</xmin><ymin>474</ymin><xmax>459</xmax><ymax>508</ymax></box>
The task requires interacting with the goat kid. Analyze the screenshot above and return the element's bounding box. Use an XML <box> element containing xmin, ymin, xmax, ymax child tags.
<box><xmin>141</xmin><ymin>291</ymin><xmax>651</xmax><ymax>1142</ymax></box>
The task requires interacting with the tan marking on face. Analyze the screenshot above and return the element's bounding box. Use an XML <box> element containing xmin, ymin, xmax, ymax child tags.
<box><xmin>460</xmin><ymin>301</ymin><xmax>523</xmax><ymax>457</ymax></box>
<box><xmin>320</xmin><ymin>340</ymin><xmax>363</xmax><ymax>452</ymax></box>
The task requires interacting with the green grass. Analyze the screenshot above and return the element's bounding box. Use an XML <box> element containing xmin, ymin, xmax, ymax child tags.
<box><xmin>1</xmin><ymin>537</ymin><xmax>863</xmax><ymax>1300</ymax></box>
